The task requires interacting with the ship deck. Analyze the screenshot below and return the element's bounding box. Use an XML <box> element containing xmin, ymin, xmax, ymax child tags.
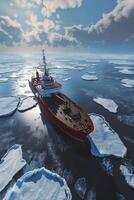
<box><xmin>43</xmin><ymin>93</ymin><xmax>93</xmax><ymax>133</ymax></box>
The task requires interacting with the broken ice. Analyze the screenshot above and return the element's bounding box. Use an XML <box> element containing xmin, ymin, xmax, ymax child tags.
<box><xmin>81</xmin><ymin>74</ymin><xmax>98</xmax><ymax>81</ymax></box>
<box><xmin>119</xmin><ymin>69</ymin><xmax>134</xmax><ymax>75</ymax></box>
<box><xmin>93</xmin><ymin>97</ymin><xmax>118</xmax><ymax>113</ymax></box>
<box><xmin>0</xmin><ymin>97</ymin><xmax>20</xmax><ymax>117</ymax></box>
<box><xmin>0</xmin><ymin>78</ymin><xmax>8</xmax><ymax>83</ymax></box>
<box><xmin>4</xmin><ymin>167</ymin><xmax>72</xmax><ymax>200</ymax></box>
<box><xmin>87</xmin><ymin>114</ymin><xmax>127</xmax><ymax>158</ymax></box>
<box><xmin>121</xmin><ymin>79</ymin><xmax>134</xmax><ymax>88</ymax></box>
<box><xmin>120</xmin><ymin>164</ymin><xmax>134</xmax><ymax>189</ymax></box>
<box><xmin>18</xmin><ymin>96</ymin><xmax>38</xmax><ymax>112</ymax></box>
<box><xmin>0</xmin><ymin>144</ymin><xmax>26</xmax><ymax>192</ymax></box>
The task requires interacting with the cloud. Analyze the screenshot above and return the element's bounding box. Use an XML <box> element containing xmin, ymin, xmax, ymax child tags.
<box><xmin>12</xmin><ymin>0</ymin><xmax>33</xmax><ymax>9</ymax></box>
<box><xmin>24</xmin><ymin>16</ymin><xmax>78</xmax><ymax>46</ymax></box>
<box><xmin>66</xmin><ymin>0</ymin><xmax>134</xmax><ymax>49</ymax></box>
<box><xmin>23</xmin><ymin>22</ymin><xmax>78</xmax><ymax>46</ymax></box>
<box><xmin>40</xmin><ymin>0</ymin><xmax>83</xmax><ymax>17</ymax></box>
<box><xmin>2</xmin><ymin>0</ymin><xmax>134</xmax><ymax>52</ymax></box>
<box><xmin>0</xmin><ymin>16</ymin><xmax>23</xmax><ymax>45</ymax></box>
<box><xmin>23</xmin><ymin>13</ymin><xmax>61</xmax><ymax>44</ymax></box>
<box><xmin>48</xmin><ymin>32</ymin><xmax>77</xmax><ymax>47</ymax></box>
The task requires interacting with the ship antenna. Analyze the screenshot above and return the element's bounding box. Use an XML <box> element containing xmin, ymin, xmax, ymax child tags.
<box><xmin>42</xmin><ymin>49</ymin><xmax>48</xmax><ymax>76</ymax></box>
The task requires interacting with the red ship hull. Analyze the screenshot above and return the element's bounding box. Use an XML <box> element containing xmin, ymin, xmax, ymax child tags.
<box><xmin>37</xmin><ymin>94</ymin><xmax>94</xmax><ymax>143</ymax></box>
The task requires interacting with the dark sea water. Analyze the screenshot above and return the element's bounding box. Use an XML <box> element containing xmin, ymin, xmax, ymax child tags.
<box><xmin>0</xmin><ymin>52</ymin><xmax>134</xmax><ymax>200</ymax></box>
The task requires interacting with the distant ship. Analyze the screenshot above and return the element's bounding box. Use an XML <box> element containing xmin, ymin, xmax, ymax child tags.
<box><xmin>29</xmin><ymin>50</ymin><xmax>94</xmax><ymax>143</ymax></box>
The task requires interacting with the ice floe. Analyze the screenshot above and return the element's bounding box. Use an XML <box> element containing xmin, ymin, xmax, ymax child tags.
<box><xmin>93</xmin><ymin>97</ymin><xmax>118</xmax><ymax>113</ymax></box>
<box><xmin>120</xmin><ymin>164</ymin><xmax>134</xmax><ymax>188</ymax></box>
<box><xmin>121</xmin><ymin>79</ymin><xmax>134</xmax><ymax>88</ymax></box>
<box><xmin>114</xmin><ymin>66</ymin><xmax>133</xmax><ymax>70</ymax></box>
<box><xmin>74</xmin><ymin>177</ymin><xmax>87</xmax><ymax>199</ymax></box>
<box><xmin>63</xmin><ymin>77</ymin><xmax>71</xmax><ymax>81</ymax></box>
<box><xmin>0</xmin><ymin>78</ymin><xmax>8</xmax><ymax>83</ymax></box>
<box><xmin>8</xmin><ymin>73</ymin><xmax>20</xmax><ymax>78</ymax></box>
<box><xmin>4</xmin><ymin>167</ymin><xmax>72</xmax><ymax>200</ymax></box>
<box><xmin>87</xmin><ymin>187</ymin><xmax>96</xmax><ymax>200</ymax></box>
<box><xmin>119</xmin><ymin>69</ymin><xmax>134</xmax><ymax>75</ymax></box>
<box><xmin>0</xmin><ymin>66</ymin><xmax>20</xmax><ymax>74</ymax></box>
<box><xmin>101</xmin><ymin>158</ymin><xmax>113</xmax><ymax>176</ymax></box>
<box><xmin>117</xmin><ymin>114</ymin><xmax>134</xmax><ymax>127</ymax></box>
<box><xmin>87</xmin><ymin>114</ymin><xmax>127</xmax><ymax>158</ymax></box>
<box><xmin>76</xmin><ymin>67</ymin><xmax>84</xmax><ymax>71</ymax></box>
<box><xmin>0</xmin><ymin>144</ymin><xmax>26</xmax><ymax>192</ymax></box>
<box><xmin>121</xmin><ymin>83</ymin><xmax>133</xmax><ymax>88</ymax></box>
<box><xmin>0</xmin><ymin>97</ymin><xmax>20</xmax><ymax>117</ymax></box>
<box><xmin>81</xmin><ymin>74</ymin><xmax>98</xmax><ymax>81</ymax></box>
<box><xmin>51</xmin><ymin>65</ymin><xmax>75</xmax><ymax>70</ymax></box>
<box><xmin>18</xmin><ymin>97</ymin><xmax>37</xmax><ymax>112</ymax></box>
<box><xmin>109</xmin><ymin>60</ymin><xmax>133</xmax><ymax>65</ymax></box>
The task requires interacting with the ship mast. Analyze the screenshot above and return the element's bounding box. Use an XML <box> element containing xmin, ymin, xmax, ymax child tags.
<box><xmin>42</xmin><ymin>49</ymin><xmax>48</xmax><ymax>76</ymax></box>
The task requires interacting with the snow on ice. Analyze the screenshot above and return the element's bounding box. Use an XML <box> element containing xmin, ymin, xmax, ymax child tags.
<box><xmin>4</xmin><ymin>167</ymin><xmax>72</xmax><ymax>200</ymax></box>
<box><xmin>0</xmin><ymin>78</ymin><xmax>8</xmax><ymax>83</ymax></box>
<box><xmin>114</xmin><ymin>66</ymin><xmax>133</xmax><ymax>70</ymax></box>
<box><xmin>18</xmin><ymin>97</ymin><xmax>37</xmax><ymax>112</ymax></box>
<box><xmin>0</xmin><ymin>144</ymin><xmax>26</xmax><ymax>192</ymax></box>
<box><xmin>119</xmin><ymin>69</ymin><xmax>134</xmax><ymax>75</ymax></box>
<box><xmin>87</xmin><ymin>114</ymin><xmax>127</xmax><ymax>158</ymax></box>
<box><xmin>109</xmin><ymin>60</ymin><xmax>133</xmax><ymax>65</ymax></box>
<box><xmin>93</xmin><ymin>97</ymin><xmax>118</xmax><ymax>113</ymax></box>
<box><xmin>81</xmin><ymin>74</ymin><xmax>98</xmax><ymax>81</ymax></box>
<box><xmin>121</xmin><ymin>79</ymin><xmax>134</xmax><ymax>88</ymax></box>
<box><xmin>121</xmin><ymin>84</ymin><xmax>133</xmax><ymax>88</ymax></box>
<box><xmin>120</xmin><ymin>164</ymin><xmax>134</xmax><ymax>189</ymax></box>
<box><xmin>0</xmin><ymin>97</ymin><xmax>20</xmax><ymax>117</ymax></box>
<box><xmin>63</xmin><ymin>77</ymin><xmax>71</xmax><ymax>81</ymax></box>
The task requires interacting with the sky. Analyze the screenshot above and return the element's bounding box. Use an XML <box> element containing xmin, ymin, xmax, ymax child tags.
<box><xmin>0</xmin><ymin>0</ymin><xmax>134</xmax><ymax>53</ymax></box>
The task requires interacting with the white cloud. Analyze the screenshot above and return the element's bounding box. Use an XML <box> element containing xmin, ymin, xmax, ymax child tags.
<box><xmin>24</xmin><ymin>12</ymin><xmax>61</xmax><ymax>44</ymax></box>
<box><xmin>0</xmin><ymin>16</ymin><xmax>23</xmax><ymax>45</ymax></box>
<box><xmin>48</xmin><ymin>30</ymin><xmax>77</xmax><ymax>46</ymax></box>
<box><xmin>0</xmin><ymin>16</ymin><xmax>22</xmax><ymax>29</ymax></box>
<box><xmin>12</xmin><ymin>0</ymin><xmax>33</xmax><ymax>9</ymax></box>
<box><xmin>65</xmin><ymin>0</ymin><xmax>134</xmax><ymax>48</ymax></box>
<box><xmin>41</xmin><ymin>0</ymin><xmax>83</xmax><ymax>17</ymax></box>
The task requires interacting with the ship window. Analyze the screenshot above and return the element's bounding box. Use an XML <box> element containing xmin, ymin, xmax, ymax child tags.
<box><xmin>69</xmin><ymin>119</ymin><xmax>72</xmax><ymax>122</ymax></box>
<box><xmin>60</xmin><ymin>111</ymin><xmax>62</xmax><ymax>114</ymax></box>
<box><xmin>65</xmin><ymin>117</ymin><xmax>68</xmax><ymax>120</ymax></box>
